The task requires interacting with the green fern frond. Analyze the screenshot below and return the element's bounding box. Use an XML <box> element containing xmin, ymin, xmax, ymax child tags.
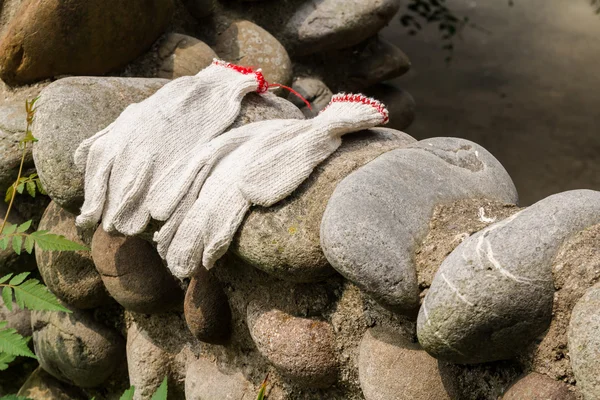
<box><xmin>0</xmin><ymin>394</ymin><xmax>33</xmax><ymax>399</ymax></box>
<box><xmin>151</xmin><ymin>377</ymin><xmax>168</xmax><ymax>400</ymax></box>
<box><xmin>0</xmin><ymin>352</ymin><xmax>17</xmax><ymax>371</ymax></box>
<box><xmin>29</xmin><ymin>231</ymin><xmax>89</xmax><ymax>252</ymax></box>
<box><xmin>119</xmin><ymin>386</ymin><xmax>135</xmax><ymax>400</ymax></box>
<box><xmin>0</xmin><ymin>322</ymin><xmax>35</xmax><ymax>358</ymax></box>
<box><xmin>1</xmin><ymin>273</ymin><xmax>70</xmax><ymax>313</ymax></box>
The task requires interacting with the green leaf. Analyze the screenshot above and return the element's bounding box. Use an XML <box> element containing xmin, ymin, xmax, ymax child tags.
<box><xmin>29</xmin><ymin>232</ymin><xmax>88</xmax><ymax>252</ymax></box>
<box><xmin>151</xmin><ymin>377</ymin><xmax>167</xmax><ymax>400</ymax></box>
<box><xmin>2</xmin><ymin>287</ymin><xmax>13</xmax><ymax>311</ymax></box>
<box><xmin>0</xmin><ymin>275</ymin><xmax>13</xmax><ymax>284</ymax></box>
<box><xmin>119</xmin><ymin>386</ymin><xmax>135</xmax><ymax>400</ymax></box>
<box><xmin>4</xmin><ymin>186</ymin><xmax>14</xmax><ymax>203</ymax></box>
<box><xmin>24</xmin><ymin>236</ymin><xmax>34</xmax><ymax>254</ymax></box>
<box><xmin>0</xmin><ymin>395</ymin><xmax>33</xmax><ymax>400</ymax></box>
<box><xmin>12</xmin><ymin>236</ymin><xmax>22</xmax><ymax>255</ymax></box>
<box><xmin>35</xmin><ymin>180</ymin><xmax>46</xmax><ymax>195</ymax></box>
<box><xmin>13</xmin><ymin>279</ymin><xmax>70</xmax><ymax>313</ymax></box>
<box><xmin>0</xmin><ymin>324</ymin><xmax>35</xmax><ymax>358</ymax></box>
<box><xmin>9</xmin><ymin>272</ymin><xmax>30</xmax><ymax>286</ymax></box>
<box><xmin>16</xmin><ymin>183</ymin><xmax>24</xmax><ymax>194</ymax></box>
<box><xmin>0</xmin><ymin>237</ymin><xmax>8</xmax><ymax>251</ymax></box>
<box><xmin>16</xmin><ymin>221</ymin><xmax>31</xmax><ymax>233</ymax></box>
<box><xmin>1</xmin><ymin>224</ymin><xmax>16</xmax><ymax>236</ymax></box>
<box><xmin>26</xmin><ymin>181</ymin><xmax>36</xmax><ymax>198</ymax></box>
<box><xmin>0</xmin><ymin>351</ymin><xmax>17</xmax><ymax>371</ymax></box>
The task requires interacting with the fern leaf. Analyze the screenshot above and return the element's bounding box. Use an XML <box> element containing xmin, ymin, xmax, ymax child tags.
<box><xmin>0</xmin><ymin>237</ymin><xmax>8</xmax><ymax>251</ymax></box>
<box><xmin>1</xmin><ymin>224</ymin><xmax>16</xmax><ymax>236</ymax></box>
<box><xmin>35</xmin><ymin>180</ymin><xmax>46</xmax><ymax>195</ymax></box>
<box><xmin>0</xmin><ymin>324</ymin><xmax>35</xmax><ymax>358</ymax></box>
<box><xmin>12</xmin><ymin>236</ymin><xmax>22</xmax><ymax>255</ymax></box>
<box><xmin>30</xmin><ymin>231</ymin><xmax>88</xmax><ymax>252</ymax></box>
<box><xmin>2</xmin><ymin>287</ymin><xmax>13</xmax><ymax>311</ymax></box>
<box><xmin>4</xmin><ymin>186</ymin><xmax>14</xmax><ymax>203</ymax></box>
<box><xmin>0</xmin><ymin>351</ymin><xmax>17</xmax><ymax>371</ymax></box>
<box><xmin>10</xmin><ymin>272</ymin><xmax>30</xmax><ymax>286</ymax></box>
<box><xmin>26</xmin><ymin>181</ymin><xmax>36</xmax><ymax>198</ymax></box>
<box><xmin>13</xmin><ymin>279</ymin><xmax>70</xmax><ymax>313</ymax></box>
<box><xmin>16</xmin><ymin>183</ymin><xmax>24</xmax><ymax>195</ymax></box>
<box><xmin>119</xmin><ymin>386</ymin><xmax>135</xmax><ymax>400</ymax></box>
<box><xmin>151</xmin><ymin>377</ymin><xmax>168</xmax><ymax>400</ymax></box>
<box><xmin>24</xmin><ymin>236</ymin><xmax>34</xmax><ymax>254</ymax></box>
<box><xmin>17</xmin><ymin>221</ymin><xmax>31</xmax><ymax>233</ymax></box>
<box><xmin>0</xmin><ymin>274</ymin><xmax>13</xmax><ymax>284</ymax></box>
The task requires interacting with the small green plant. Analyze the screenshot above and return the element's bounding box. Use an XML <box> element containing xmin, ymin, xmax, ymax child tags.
<box><xmin>256</xmin><ymin>374</ymin><xmax>269</xmax><ymax>400</ymax></box>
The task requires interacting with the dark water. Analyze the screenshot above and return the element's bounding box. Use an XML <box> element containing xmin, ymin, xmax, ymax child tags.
<box><xmin>382</xmin><ymin>0</ymin><xmax>600</xmax><ymax>205</ymax></box>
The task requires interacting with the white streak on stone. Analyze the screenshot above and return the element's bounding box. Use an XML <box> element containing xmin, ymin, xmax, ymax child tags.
<box><xmin>441</xmin><ymin>273</ymin><xmax>475</xmax><ymax>306</ymax></box>
<box><xmin>478</xmin><ymin>207</ymin><xmax>496</xmax><ymax>223</ymax></box>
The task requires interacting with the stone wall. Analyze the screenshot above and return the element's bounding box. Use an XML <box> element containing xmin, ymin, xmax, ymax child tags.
<box><xmin>1</xmin><ymin>1</ymin><xmax>599</xmax><ymax>399</ymax></box>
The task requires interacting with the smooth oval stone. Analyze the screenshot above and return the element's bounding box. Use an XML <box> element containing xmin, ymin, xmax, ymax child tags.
<box><xmin>359</xmin><ymin>328</ymin><xmax>450</xmax><ymax>400</ymax></box>
<box><xmin>32</xmin><ymin>77</ymin><xmax>168</xmax><ymax>212</ymax></box>
<box><xmin>502</xmin><ymin>373</ymin><xmax>578</xmax><ymax>400</ymax></box>
<box><xmin>233</xmin><ymin>128</ymin><xmax>416</xmax><ymax>282</ymax></box>
<box><xmin>283</xmin><ymin>0</ymin><xmax>401</xmax><ymax>55</ymax></box>
<box><xmin>92</xmin><ymin>226</ymin><xmax>183</xmax><ymax>314</ymax></box>
<box><xmin>247</xmin><ymin>300</ymin><xmax>338</xmax><ymax>388</ymax></box>
<box><xmin>215</xmin><ymin>20</ymin><xmax>292</xmax><ymax>86</ymax></box>
<box><xmin>0</xmin><ymin>0</ymin><xmax>174</xmax><ymax>84</ymax></box>
<box><xmin>321</xmin><ymin>137</ymin><xmax>518</xmax><ymax>314</ymax></box>
<box><xmin>157</xmin><ymin>33</ymin><xmax>216</xmax><ymax>79</ymax></box>
<box><xmin>184</xmin><ymin>267</ymin><xmax>231</xmax><ymax>344</ymax></box>
<box><xmin>185</xmin><ymin>356</ymin><xmax>255</xmax><ymax>400</ymax></box>
<box><xmin>569</xmin><ymin>282</ymin><xmax>600</xmax><ymax>399</ymax></box>
<box><xmin>418</xmin><ymin>190</ymin><xmax>600</xmax><ymax>364</ymax></box>
<box><xmin>31</xmin><ymin>306</ymin><xmax>125</xmax><ymax>388</ymax></box>
<box><xmin>36</xmin><ymin>201</ymin><xmax>111</xmax><ymax>309</ymax></box>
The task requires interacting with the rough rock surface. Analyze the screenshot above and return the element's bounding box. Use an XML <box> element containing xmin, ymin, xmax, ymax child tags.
<box><xmin>233</xmin><ymin>128</ymin><xmax>416</xmax><ymax>282</ymax></box>
<box><xmin>35</xmin><ymin>201</ymin><xmax>110</xmax><ymax>309</ymax></box>
<box><xmin>215</xmin><ymin>20</ymin><xmax>292</xmax><ymax>86</ymax></box>
<box><xmin>32</xmin><ymin>79</ymin><xmax>301</xmax><ymax>213</ymax></box>
<box><xmin>0</xmin><ymin>201</ymin><xmax>36</xmax><ymax>276</ymax></box>
<box><xmin>321</xmin><ymin>137</ymin><xmax>518</xmax><ymax>313</ymax></box>
<box><xmin>17</xmin><ymin>367</ymin><xmax>87</xmax><ymax>400</ymax></box>
<box><xmin>157</xmin><ymin>33</ymin><xmax>216</xmax><ymax>79</ymax></box>
<box><xmin>247</xmin><ymin>300</ymin><xmax>338</xmax><ymax>388</ymax></box>
<box><xmin>365</xmin><ymin>83</ymin><xmax>416</xmax><ymax>131</ymax></box>
<box><xmin>126</xmin><ymin>315</ymin><xmax>189</xmax><ymax>400</ymax></box>
<box><xmin>185</xmin><ymin>356</ymin><xmax>255</xmax><ymax>400</ymax></box>
<box><xmin>0</xmin><ymin>302</ymin><xmax>31</xmax><ymax>337</ymax></box>
<box><xmin>32</xmin><ymin>77</ymin><xmax>168</xmax><ymax>212</ymax></box>
<box><xmin>519</xmin><ymin>222</ymin><xmax>600</xmax><ymax>383</ymax></box>
<box><xmin>0</xmin><ymin>99</ymin><xmax>32</xmax><ymax>193</ymax></box>
<box><xmin>418</xmin><ymin>190</ymin><xmax>600</xmax><ymax>364</ymax></box>
<box><xmin>31</xmin><ymin>306</ymin><xmax>125</xmax><ymax>388</ymax></box>
<box><xmin>502</xmin><ymin>373</ymin><xmax>579</xmax><ymax>400</ymax></box>
<box><xmin>92</xmin><ymin>226</ymin><xmax>182</xmax><ymax>314</ymax></box>
<box><xmin>569</xmin><ymin>282</ymin><xmax>600</xmax><ymax>399</ymax></box>
<box><xmin>184</xmin><ymin>267</ymin><xmax>231</xmax><ymax>344</ymax></box>
<box><xmin>359</xmin><ymin>328</ymin><xmax>450</xmax><ymax>400</ymax></box>
<box><xmin>0</xmin><ymin>0</ymin><xmax>174</xmax><ymax>84</ymax></box>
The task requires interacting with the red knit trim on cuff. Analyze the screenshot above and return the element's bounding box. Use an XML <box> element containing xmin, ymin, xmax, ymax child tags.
<box><xmin>212</xmin><ymin>59</ymin><xmax>268</xmax><ymax>93</ymax></box>
<box><xmin>321</xmin><ymin>93</ymin><xmax>389</xmax><ymax>124</ymax></box>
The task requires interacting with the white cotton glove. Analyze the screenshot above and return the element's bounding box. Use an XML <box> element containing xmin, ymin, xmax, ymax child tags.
<box><xmin>164</xmin><ymin>93</ymin><xmax>389</xmax><ymax>279</ymax></box>
<box><xmin>73</xmin><ymin>60</ymin><xmax>269</xmax><ymax>235</ymax></box>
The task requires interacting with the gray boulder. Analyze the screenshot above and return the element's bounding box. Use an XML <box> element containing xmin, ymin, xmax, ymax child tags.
<box><xmin>321</xmin><ymin>137</ymin><xmax>518</xmax><ymax>314</ymax></box>
<box><xmin>418</xmin><ymin>190</ymin><xmax>600</xmax><ymax>364</ymax></box>
<box><xmin>0</xmin><ymin>99</ymin><xmax>33</xmax><ymax>193</ymax></box>
<box><xmin>233</xmin><ymin>128</ymin><xmax>415</xmax><ymax>282</ymax></box>
<box><xmin>569</xmin><ymin>282</ymin><xmax>600</xmax><ymax>399</ymax></box>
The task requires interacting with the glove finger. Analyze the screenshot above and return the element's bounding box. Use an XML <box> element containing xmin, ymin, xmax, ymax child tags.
<box><xmin>73</xmin><ymin>122</ymin><xmax>114</xmax><ymax>171</ymax></box>
<box><xmin>109</xmin><ymin>159</ymin><xmax>154</xmax><ymax>235</ymax></box>
<box><xmin>75</xmin><ymin>141</ymin><xmax>117</xmax><ymax>228</ymax></box>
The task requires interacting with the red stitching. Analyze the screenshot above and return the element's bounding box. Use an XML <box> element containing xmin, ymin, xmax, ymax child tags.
<box><xmin>320</xmin><ymin>93</ymin><xmax>389</xmax><ymax>123</ymax></box>
<box><xmin>212</xmin><ymin>59</ymin><xmax>269</xmax><ymax>93</ymax></box>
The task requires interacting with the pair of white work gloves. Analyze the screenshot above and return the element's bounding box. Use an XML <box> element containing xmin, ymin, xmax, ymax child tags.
<box><xmin>74</xmin><ymin>60</ymin><xmax>389</xmax><ymax>280</ymax></box>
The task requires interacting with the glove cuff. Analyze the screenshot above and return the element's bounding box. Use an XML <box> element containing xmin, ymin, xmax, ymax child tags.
<box><xmin>319</xmin><ymin>93</ymin><xmax>389</xmax><ymax>124</ymax></box>
<box><xmin>211</xmin><ymin>59</ymin><xmax>269</xmax><ymax>93</ymax></box>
